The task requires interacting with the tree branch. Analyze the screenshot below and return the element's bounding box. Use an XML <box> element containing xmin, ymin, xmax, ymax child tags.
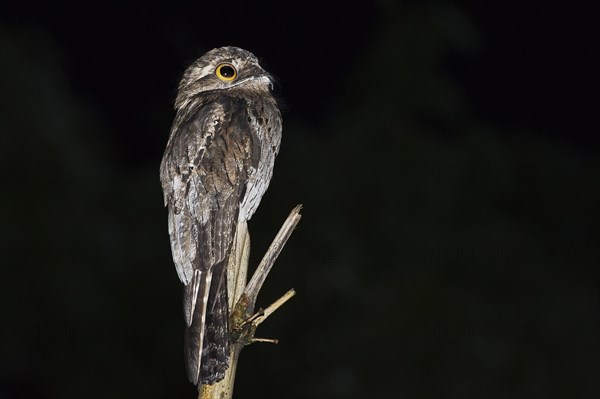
<box><xmin>199</xmin><ymin>205</ymin><xmax>302</xmax><ymax>399</ymax></box>
<box><xmin>244</xmin><ymin>204</ymin><xmax>302</xmax><ymax>311</ymax></box>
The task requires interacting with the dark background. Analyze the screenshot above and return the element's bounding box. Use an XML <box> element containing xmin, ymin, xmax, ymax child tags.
<box><xmin>1</xmin><ymin>1</ymin><xmax>599</xmax><ymax>398</ymax></box>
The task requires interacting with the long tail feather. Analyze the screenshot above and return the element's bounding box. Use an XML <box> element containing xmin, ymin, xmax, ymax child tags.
<box><xmin>183</xmin><ymin>264</ymin><xmax>230</xmax><ymax>386</ymax></box>
<box><xmin>200</xmin><ymin>263</ymin><xmax>229</xmax><ymax>384</ymax></box>
<box><xmin>184</xmin><ymin>270</ymin><xmax>212</xmax><ymax>385</ymax></box>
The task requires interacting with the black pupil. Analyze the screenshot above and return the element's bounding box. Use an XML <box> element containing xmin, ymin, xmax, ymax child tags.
<box><xmin>220</xmin><ymin>65</ymin><xmax>235</xmax><ymax>78</ymax></box>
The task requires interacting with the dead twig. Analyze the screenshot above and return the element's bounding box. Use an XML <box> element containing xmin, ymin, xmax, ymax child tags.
<box><xmin>199</xmin><ymin>205</ymin><xmax>301</xmax><ymax>399</ymax></box>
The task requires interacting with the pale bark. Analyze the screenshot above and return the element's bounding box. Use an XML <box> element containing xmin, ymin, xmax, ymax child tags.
<box><xmin>199</xmin><ymin>205</ymin><xmax>302</xmax><ymax>399</ymax></box>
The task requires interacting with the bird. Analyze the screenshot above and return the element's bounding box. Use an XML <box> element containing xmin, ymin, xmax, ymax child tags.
<box><xmin>159</xmin><ymin>46</ymin><xmax>282</xmax><ymax>386</ymax></box>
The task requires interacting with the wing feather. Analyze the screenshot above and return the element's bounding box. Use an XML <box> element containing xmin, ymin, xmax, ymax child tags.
<box><xmin>160</xmin><ymin>98</ymin><xmax>225</xmax><ymax>284</ymax></box>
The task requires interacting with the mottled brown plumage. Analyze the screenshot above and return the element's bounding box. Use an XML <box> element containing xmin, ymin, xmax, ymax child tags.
<box><xmin>159</xmin><ymin>47</ymin><xmax>281</xmax><ymax>386</ymax></box>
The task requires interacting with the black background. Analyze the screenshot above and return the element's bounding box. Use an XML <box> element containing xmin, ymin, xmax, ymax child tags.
<box><xmin>1</xmin><ymin>1</ymin><xmax>598</xmax><ymax>398</ymax></box>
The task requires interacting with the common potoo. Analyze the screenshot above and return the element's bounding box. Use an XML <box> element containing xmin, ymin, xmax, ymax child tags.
<box><xmin>159</xmin><ymin>47</ymin><xmax>282</xmax><ymax>386</ymax></box>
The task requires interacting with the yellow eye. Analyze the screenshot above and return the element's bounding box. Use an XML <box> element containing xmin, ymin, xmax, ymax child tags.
<box><xmin>215</xmin><ymin>63</ymin><xmax>237</xmax><ymax>81</ymax></box>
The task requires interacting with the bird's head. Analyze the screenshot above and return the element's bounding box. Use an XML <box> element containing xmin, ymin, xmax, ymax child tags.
<box><xmin>175</xmin><ymin>46</ymin><xmax>273</xmax><ymax>109</ymax></box>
